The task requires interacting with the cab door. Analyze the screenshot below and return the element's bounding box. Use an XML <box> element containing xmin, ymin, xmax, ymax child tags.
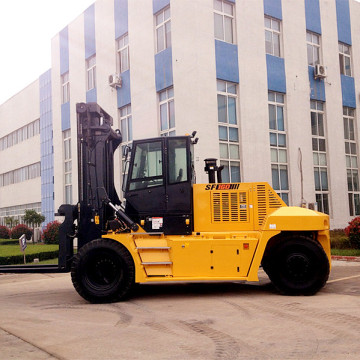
<box><xmin>125</xmin><ymin>139</ymin><xmax>166</xmax><ymax>214</ymax></box>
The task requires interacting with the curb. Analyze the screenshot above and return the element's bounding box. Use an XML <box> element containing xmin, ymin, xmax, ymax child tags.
<box><xmin>331</xmin><ymin>255</ymin><xmax>360</xmax><ymax>262</ymax></box>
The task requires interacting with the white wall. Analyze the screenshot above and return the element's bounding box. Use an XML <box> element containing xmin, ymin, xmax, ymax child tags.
<box><xmin>320</xmin><ymin>0</ymin><xmax>349</xmax><ymax>228</ymax></box>
<box><xmin>171</xmin><ymin>0</ymin><xmax>219</xmax><ymax>183</ymax></box>
<box><xmin>236</xmin><ymin>0</ymin><xmax>271</xmax><ymax>184</ymax></box>
<box><xmin>282</xmin><ymin>0</ymin><xmax>315</xmax><ymax>207</ymax></box>
<box><xmin>128</xmin><ymin>0</ymin><xmax>158</xmax><ymax>141</ymax></box>
<box><xmin>0</xmin><ymin>80</ymin><xmax>41</xmax><ymax>208</ymax></box>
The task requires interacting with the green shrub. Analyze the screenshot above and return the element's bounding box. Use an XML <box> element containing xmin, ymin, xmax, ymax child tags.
<box><xmin>0</xmin><ymin>239</ymin><xmax>18</xmax><ymax>245</ymax></box>
<box><xmin>330</xmin><ymin>229</ymin><xmax>351</xmax><ymax>249</ymax></box>
<box><xmin>11</xmin><ymin>224</ymin><xmax>33</xmax><ymax>240</ymax></box>
<box><xmin>42</xmin><ymin>221</ymin><xmax>61</xmax><ymax>244</ymax></box>
<box><xmin>0</xmin><ymin>250</ymin><xmax>59</xmax><ymax>265</ymax></box>
<box><xmin>344</xmin><ymin>217</ymin><xmax>360</xmax><ymax>249</ymax></box>
<box><xmin>0</xmin><ymin>225</ymin><xmax>11</xmax><ymax>239</ymax></box>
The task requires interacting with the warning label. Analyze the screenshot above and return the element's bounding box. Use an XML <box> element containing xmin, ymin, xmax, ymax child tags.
<box><xmin>152</xmin><ymin>217</ymin><xmax>163</xmax><ymax>230</ymax></box>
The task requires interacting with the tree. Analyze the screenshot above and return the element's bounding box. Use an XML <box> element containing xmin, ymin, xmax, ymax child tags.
<box><xmin>4</xmin><ymin>216</ymin><xmax>18</xmax><ymax>229</ymax></box>
<box><xmin>23</xmin><ymin>209</ymin><xmax>45</xmax><ymax>243</ymax></box>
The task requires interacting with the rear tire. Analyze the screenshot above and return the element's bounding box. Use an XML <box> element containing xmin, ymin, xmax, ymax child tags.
<box><xmin>71</xmin><ymin>239</ymin><xmax>135</xmax><ymax>303</ymax></box>
<box><xmin>263</xmin><ymin>236</ymin><xmax>329</xmax><ymax>295</ymax></box>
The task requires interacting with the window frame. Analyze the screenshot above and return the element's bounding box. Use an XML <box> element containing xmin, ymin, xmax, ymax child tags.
<box><xmin>311</xmin><ymin>100</ymin><xmax>329</xmax><ymax>214</ymax></box>
<box><xmin>63</xmin><ymin>130</ymin><xmax>72</xmax><ymax>204</ymax></box>
<box><xmin>306</xmin><ymin>31</ymin><xmax>321</xmax><ymax>67</ymax></box>
<box><xmin>264</xmin><ymin>16</ymin><xmax>281</xmax><ymax>57</ymax></box>
<box><xmin>155</xmin><ymin>6</ymin><xmax>171</xmax><ymax>53</ymax></box>
<box><xmin>343</xmin><ymin>107</ymin><xmax>360</xmax><ymax>216</ymax></box>
<box><xmin>268</xmin><ymin>91</ymin><xmax>289</xmax><ymax>204</ymax></box>
<box><xmin>159</xmin><ymin>87</ymin><xmax>175</xmax><ymax>137</ymax></box>
<box><xmin>117</xmin><ymin>33</ymin><xmax>129</xmax><ymax>74</ymax></box>
<box><xmin>217</xmin><ymin>80</ymin><xmax>241</xmax><ymax>183</ymax></box>
<box><xmin>339</xmin><ymin>42</ymin><xmax>352</xmax><ymax>77</ymax></box>
<box><xmin>61</xmin><ymin>72</ymin><xmax>70</xmax><ymax>104</ymax></box>
<box><xmin>86</xmin><ymin>55</ymin><xmax>97</xmax><ymax>91</ymax></box>
<box><xmin>214</xmin><ymin>0</ymin><xmax>235</xmax><ymax>44</ymax></box>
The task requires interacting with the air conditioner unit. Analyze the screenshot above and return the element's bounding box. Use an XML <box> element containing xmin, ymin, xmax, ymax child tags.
<box><xmin>108</xmin><ymin>73</ymin><xmax>122</xmax><ymax>88</ymax></box>
<box><xmin>314</xmin><ymin>64</ymin><xmax>327</xmax><ymax>79</ymax></box>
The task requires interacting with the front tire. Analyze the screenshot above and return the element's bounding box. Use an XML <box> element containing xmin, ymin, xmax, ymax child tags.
<box><xmin>71</xmin><ymin>239</ymin><xmax>135</xmax><ymax>303</ymax></box>
<box><xmin>263</xmin><ymin>236</ymin><xmax>330</xmax><ymax>295</ymax></box>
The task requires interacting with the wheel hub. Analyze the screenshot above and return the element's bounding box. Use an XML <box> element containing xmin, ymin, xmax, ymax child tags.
<box><xmin>286</xmin><ymin>253</ymin><xmax>310</xmax><ymax>280</ymax></box>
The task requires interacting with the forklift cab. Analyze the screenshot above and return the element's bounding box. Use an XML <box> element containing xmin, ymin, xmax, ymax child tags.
<box><xmin>124</xmin><ymin>136</ymin><xmax>194</xmax><ymax>235</ymax></box>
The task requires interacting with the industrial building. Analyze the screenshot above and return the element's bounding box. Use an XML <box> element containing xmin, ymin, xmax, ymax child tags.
<box><xmin>0</xmin><ymin>0</ymin><xmax>360</xmax><ymax>229</ymax></box>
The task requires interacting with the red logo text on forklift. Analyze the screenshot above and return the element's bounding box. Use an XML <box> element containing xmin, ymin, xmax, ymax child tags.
<box><xmin>205</xmin><ymin>184</ymin><xmax>240</xmax><ymax>191</ymax></box>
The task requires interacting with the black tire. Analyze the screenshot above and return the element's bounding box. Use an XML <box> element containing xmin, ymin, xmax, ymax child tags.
<box><xmin>263</xmin><ymin>236</ymin><xmax>330</xmax><ymax>295</ymax></box>
<box><xmin>71</xmin><ymin>239</ymin><xmax>135</xmax><ymax>303</ymax></box>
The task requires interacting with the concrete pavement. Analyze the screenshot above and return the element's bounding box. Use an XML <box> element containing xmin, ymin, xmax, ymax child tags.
<box><xmin>1</xmin><ymin>261</ymin><xmax>360</xmax><ymax>360</ymax></box>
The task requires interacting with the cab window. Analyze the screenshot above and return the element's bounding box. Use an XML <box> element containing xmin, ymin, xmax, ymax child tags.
<box><xmin>129</xmin><ymin>141</ymin><xmax>163</xmax><ymax>190</ymax></box>
<box><xmin>168</xmin><ymin>138</ymin><xmax>188</xmax><ymax>184</ymax></box>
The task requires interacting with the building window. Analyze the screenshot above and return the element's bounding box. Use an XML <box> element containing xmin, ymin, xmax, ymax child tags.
<box><xmin>343</xmin><ymin>107</ymin><xmax>360</xmax><ymax>216</ymax></box>
<box><xmin>311</xmin><ymin>101</ymin><xmax>329</xmax><ymax>214</ymax></box>
<box><xmin>0</xmin><ymin>119</ymin><xmax>40</xmax><ymax>152</ymax></box>
<box><xmin>217</xmin><ymin>80</ymin><xmax>240</xmax><ymax>183</ymax></box>
<box><xmin>265</xmin><ymin>16</ymin><xmax>281</xmax><ymax>57</ymax></box>
<box><xmin>0</xmin><ymin>163</ymin><xmax>40</xmax><ymax>187</ymax></box>
<box><xmin>307</xmin><ymin>32</ymin><xmax>321</xmax><ymax>66</ymax></box>
<box><xmin>339</xmin><ymin>43</ymin><xmax>352</xmax><ymax>76</ymax></box>
<box><xmin>214</xmin><ymin>0</ymin><xmax>235</xmax><ymax>44</ymax></box>
<box><xmin>119</xmin><ymin>105</ymin><xmax>132</xmax><ymax>144</ymax></box>
<box><xmin>117</xmin><ymin>33</ymin><xmax>129</xmax><ymax>73</ymax></box>
<box><xmin>269</xmin><ymin>91</ymin><xmax>288</xmax><ymax>204</ymax></box>
<box><xmin>63</xmin><ymin>130</ymin><xmax>72</xmax><ymax>204</ymax></box>
<box><xmin>159</xmin><ymin>87</ymin><xmax>175</xmax><ymax>136</ymax></box>
<box><xmin>0</xmin><ymin>202</ymin><xmax>41</xmax><ymax>226</ymax></box>
<box><xmin>155</xmin><ymin>7</ymin><xmax>171</xmax><ymax>53</ymax></box>
<box><xmin>61</xmin><ymin>72</ymin><xmax>70</xmax><ymax>103</ymax></box>
<box><xmin>86</xmin><ymin>55</ymin><xmax>96</xmax><ymax>90</ymax></box>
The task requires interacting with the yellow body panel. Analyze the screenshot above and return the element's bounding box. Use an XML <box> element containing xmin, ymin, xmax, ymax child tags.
<box><xmin>103</xmin><ymin>182</ymin><xmax>331</xmax><ymax>284</ymax></box>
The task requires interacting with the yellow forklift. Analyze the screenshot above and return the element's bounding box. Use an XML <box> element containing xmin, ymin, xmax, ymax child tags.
<box><xmin>1</xmin><ymin>103</ymin><xmax>330</xmax><ymax>302</ymax></box>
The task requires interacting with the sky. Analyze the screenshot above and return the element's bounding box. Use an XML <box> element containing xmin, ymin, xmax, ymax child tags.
<box><xmin>0</xmin><ymin>0</ymin><xmax>95</xmax><ymax>105</ymax></box>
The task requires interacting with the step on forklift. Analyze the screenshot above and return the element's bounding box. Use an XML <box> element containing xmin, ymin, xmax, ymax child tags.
<box><xmin>0</xmin><ymin>103</ymin><xmax>331</xmax><ymax>303</ymax></box>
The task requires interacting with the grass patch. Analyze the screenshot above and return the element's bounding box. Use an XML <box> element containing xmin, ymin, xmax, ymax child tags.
<box><xmin>0</xmin><ymin>238</ymin><xmax>18</xmax><ymax>245</ymax></box>
<box><xmin>0</xmin><ymin>244</ymin><xmax>58</xmax><ymax>257</ymax></box>
<box><xmin>331</xmin><ymin>249</ymin><xmax>360</xmax><ymax>257</ymax></box>
<box><xmin>0</xmin><ymin>243</ymin><xmax>59</xmax><ymax>265</ymax></box>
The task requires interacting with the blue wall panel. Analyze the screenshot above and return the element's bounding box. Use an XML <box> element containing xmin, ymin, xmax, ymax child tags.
<box><xmin>266</xmin><ymin>54</ymin><xmax>286</xmax><ymax>93</ymax></box>
<box><xmin>86</xmin><ymin>88</ymin><xmax>97</xmax><ymax>103</ymax></box>
<box><xmin>59</xmin><ymin>27</ymin><xmax>69</xmax><ymax>75</ymax></box>
<box><xmin>336</xmin><ymin>0</ymin><xmax>352</xmax><ymax>45</ymax></box>
<box><xmin>84</xmin><ymin>4</ymin><xmax>96</xmax><ymax>59</ymax></box>
<box><xmin>308</xmin><ymin>66</ymin><xmax>326</xmax><ymax>102</ymax></box>
<box><xmin>305</xmin><ymin>0</ymin><xmax>321</xmax><ymax>34</ymax></box>
<box><xmin>155</xmin><ymin>47</ymin><xmax>173</xmax><ymax>92</ymax></box>
<box><xmin>263</xmin><ymin>0</ymin><xmax>282</xmax><ymax>20</ymax></box>
<box><xmin>39</xmin><ymin>69</ymin><xmax>54</xmax><ymax>227</ymax></box>
<box><xmin>341</xmin><ymin>75</ymin><xmax>356</xmax><ymax>108</ymax></box>
<box><xmin>117</xmin><ymin>70</ymin><xmax>131</xmax><ymax>108</ymax></box>
<box><xmin>61</xmin><ymin>102</ymin><xmax>71</xmax><ymax>131</ymax></box>
<box><xmin>114</xmin><ymin>0</ymin><xmax>128</xmax><ymax>38</ymax></box>
<box><xmin>153</xmin><ymin>0</ymin><xmax>170</xmax><ymax>14</ymax></box>
<box><xmin>215</xmin><ymin>40</ymin><xmax>239</xmax><ymax>84</ymax></box>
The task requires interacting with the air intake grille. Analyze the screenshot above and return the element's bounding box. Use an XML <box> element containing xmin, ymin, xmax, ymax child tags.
<box><xmin>268</xmin><ymin>191</ymin><xmax>283</xmax><ymax>208</ymax></box>
<box><xmin>257</xmin><ymin>185</ymin><xmax>267</xmax><ymax>226</ymax></box>
<box><xmin>212</xmin><ymin>192</ymin><xmax>248</xmax><ymax>223</ymax></box>
<box><xmin>256</xmin><ymin>184</ymin><xmax>283</xmax><ymax>226</ymax></box>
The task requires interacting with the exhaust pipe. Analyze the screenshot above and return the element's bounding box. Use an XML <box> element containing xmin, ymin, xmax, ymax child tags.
<box><xmin>204</xmin><ymin>158</ymin><xmax>223</xmax><ymax>183</ymax></box>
